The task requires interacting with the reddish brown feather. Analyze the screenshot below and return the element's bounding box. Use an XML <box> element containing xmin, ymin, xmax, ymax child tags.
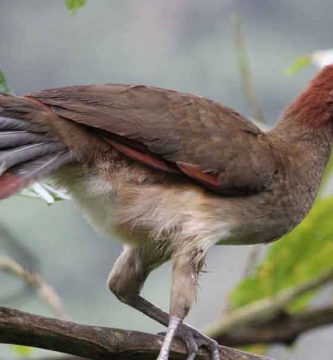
<box><xmin>106</xmin><ymin>137</ymin><xmax>224</xmax><ymax>190</ymax></box>
<box><xmin>106</xmin><ymin>138</ymin><xmax>178</xmax><ymax>174</ymax></box>
<box><xmin>177</xmin><ymin>162</ymin><xmax>220</xmax><ymax>189</ymax></box>
<box><xmin>284</xmin><ymin>64</ymin><xmax>333</xmax><ymax>128</ymax></box>
<box><xmin>0</xmin><ymin>174</ymin><xmax>26</xmax><ymax>200</ymax></box>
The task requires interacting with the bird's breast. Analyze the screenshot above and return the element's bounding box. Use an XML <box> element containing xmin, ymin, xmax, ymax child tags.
<box><xmin>218</xmin><ymin>170</ymin><xmax>320</xmax><ymax>246</ymax></box>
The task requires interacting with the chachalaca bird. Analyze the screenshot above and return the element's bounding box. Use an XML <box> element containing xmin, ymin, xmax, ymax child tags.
<box><xmin>1</xmin><ymin>65</ymin><xmax>333</xmax><ymax>360</ymax></box>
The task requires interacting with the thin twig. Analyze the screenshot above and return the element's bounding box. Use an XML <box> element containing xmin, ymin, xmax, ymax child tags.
<box><xmin>231</xmin><ymin>14</ymin><xmax>265</xmax><ymax>280</ymax></box>
<box><xmin>0</xmin><ymin>224</ymin><xmax>40</xmax><ymax>304</ymax></box>
<box><xmin>232</xmin><ymin>14</ymin><xmax>265</xmax><ymax>124</ymax></box>
<box><xmin>0</xmin><ymin>256</ymin><xmax>69</xmax><ymax>320</ymax></box>
<box><xmin>205</xmin><ymin>266</ymin><xmax>333</xmax><ymax>338</ymax></box>
<box><xmin>241</xmin><ymin>245</ymin><xmax>263</xmax><ymax>278</ymax></box>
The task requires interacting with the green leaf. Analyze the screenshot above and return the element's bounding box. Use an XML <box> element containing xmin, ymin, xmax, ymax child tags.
<box><xmin>230</xmin><ymin>197</ymin><xmax>333</xmax><ymax>312</ymax></box>
<box><xmin>284</xmin><ymin>55</ymin><xmax>312</xmax><ymax>76</ymax></box>
<box><xmin>0</xmin><ymin>69</ymin><xmax>11</xmax><ymax>94</ymax></box>
<box><xmin>65</xmin><ymin>0</ymin><xmax>86</xmax><ymax>15</ymax></box>
<box><xmin>11</xmin><ymin>345</ymin><xmax>33</xmax><ymax>357</ymax></box>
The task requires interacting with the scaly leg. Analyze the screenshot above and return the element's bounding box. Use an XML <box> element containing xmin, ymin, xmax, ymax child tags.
<box><xmin>158</xmin><ymin>249</ymin><xmax>220</xmax><ymax>360</ymax></box>
<box><xmin>108</xmin><ymin>245</ymin><xmax>220</xmax><ymax>360</ymax></box>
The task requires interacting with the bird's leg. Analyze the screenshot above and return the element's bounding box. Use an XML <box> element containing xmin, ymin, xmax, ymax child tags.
<box><xmin>157</xmin><ymin>249</ymin><xmax>198</xmax><ymax>360</ymax></box>
<box><xmin>157</xmin><ymin>248</ymin><xmax>220</xmax><ymax>360</ymax></box>
<box><xmin>107</xmin><ymin>244</ymin><xmax>171</xmax><ymax>326</ymax></box>
<box><xmin>108</xmin><ymin>245</ymin><xmax>220</xmax><ymax>360</ymax></box>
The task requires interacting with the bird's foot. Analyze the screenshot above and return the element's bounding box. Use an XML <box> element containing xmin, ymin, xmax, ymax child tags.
<box><xmin>159</xmin><ymin>324</ymin><xmax>220</xmax><ymax>360</ymax></box>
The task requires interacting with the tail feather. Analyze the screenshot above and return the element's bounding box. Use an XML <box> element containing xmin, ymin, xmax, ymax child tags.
<box><xmin>14</xmin><ymin>151</ymin><xmax>75</xmax><ymax>178</ymax></box>
<box><xmin>0</xmin><ymin>93</ymin><xmax>78</xmax><ymax>199</ymax></box>
<box><xmin>0</xmin><ymin>116</ymin><xmax>44</xmax><ymax>132</ymax></box>
<box><xmin>0</xmin><ymin>94</ymin><xmax>49</xmax><ymax>132</ymax></box>
<box><xmin>0</xmin><ymin>131</ymin><xmax>46</xmax><ymax>149</ymax></box>
<box><xmin>0</xmin><ymin>151</ymin><xmax>76</xmax><ymax>199</ymax></box>
<box><xmin>0</xmin><ymin>174</ymin><xmax>24</xmax><ymax>200</ymax></box>
<box><xmin>0</xmin><ymin>142</ymin><xmax>66</xmax><ymax>172</ymax></box>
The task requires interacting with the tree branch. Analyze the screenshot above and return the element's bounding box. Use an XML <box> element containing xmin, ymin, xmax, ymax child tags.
<box><xmin>205</xmin><ymin>266</ymin><xmax>333</xmax><ymax>338</ymax></box>
<box><xmin>0</xmin><ymin>306</ymin><xmax>271</xmax><ymax>360</ymax></box>
<box><xmin>217</xmin><ymin>304</ymin><xmax>333</xmax><ymax>347</ymax></box>
<box><xmin>0</xmin><ymin>256</ymin><xmax>69</xmax><ymax>320</ymax></box>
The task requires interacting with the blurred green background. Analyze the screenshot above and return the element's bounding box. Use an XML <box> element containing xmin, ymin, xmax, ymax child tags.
<box><xmin>1</xmin><ymin>1</ymin><xmax>333</xmax><ymax>359</ymax></box>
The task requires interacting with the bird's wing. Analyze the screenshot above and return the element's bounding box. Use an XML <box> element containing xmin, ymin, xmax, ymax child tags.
<box><xmin>28</xmin><ymin>84</ymin><xmax>277</xmax><ymax>195</ymax></box>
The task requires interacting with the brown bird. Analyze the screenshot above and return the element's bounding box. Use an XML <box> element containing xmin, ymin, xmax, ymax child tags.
<box><xmin>1</xmin><ymin>64</ymin><xmax>333</xmax><ymax>360</ymax></box>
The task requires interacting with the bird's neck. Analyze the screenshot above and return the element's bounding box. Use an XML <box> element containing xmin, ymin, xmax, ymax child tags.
<box><xmin>271</xmin><ymin>67</ymin><xmax>333</xmax><ymax>167</ymax></box>
<box><xmin>271</xmin><ymin>115</ymin><xmax>332</xmax><ymax>179</ymax></box>
<box><xmin>273</xmin><ymin>113</ymin><xmax>333</xmax><ymax>149</ymax></box>
<box><xmin>269</xmin><ymin>88</ymin><xmax>333</xmax><ymax>193</ymax></box>
<box><xmin>278</xmin><ymin>64</ymin><xmax>333</xmax><ymax>132</ymax></box>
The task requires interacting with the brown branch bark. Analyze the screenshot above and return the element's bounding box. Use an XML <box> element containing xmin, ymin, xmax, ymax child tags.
<box><xmin>0</xmin><ymin>306</ymin><xmax>270</xmax><ymax>360</ymax></box>
<box><xmin>217</xmin><ymin>305</ymin><xmax>333</xmax><ymax>347</ymax></box>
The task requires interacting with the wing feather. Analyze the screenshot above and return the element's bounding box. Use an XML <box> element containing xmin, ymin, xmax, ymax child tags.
<box><xmin>28</xmin><ymin>84</ymin><xmax>277</xmax><ymax>194</ymax></box>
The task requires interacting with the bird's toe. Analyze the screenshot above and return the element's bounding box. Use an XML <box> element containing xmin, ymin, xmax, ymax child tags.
<box><xmin>174</xmin><ymin>324</ymin><xmax>220</xmax><ymax>360</ymax></box>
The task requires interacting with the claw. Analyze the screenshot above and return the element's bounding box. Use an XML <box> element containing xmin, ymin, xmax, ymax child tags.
<box><xmin>186</xmin><ymin>353</ymin><xmax>197</xmax><ymax>360</ymax></box>
<box><xmin>176</xmin><ymin>324</ymin><xmax>220</xmax><ymax>360</ymax></box>
<box><xmin>158</xmin><ymin>323</ymin><xmax>220</xmax><ymax>360</ymax></box>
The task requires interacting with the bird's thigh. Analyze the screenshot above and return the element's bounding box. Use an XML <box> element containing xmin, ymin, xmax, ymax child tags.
<box><xmin>107</xmin><ymin>245</ymin><xmax>169</xmax><ymax>298</ymax></box>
